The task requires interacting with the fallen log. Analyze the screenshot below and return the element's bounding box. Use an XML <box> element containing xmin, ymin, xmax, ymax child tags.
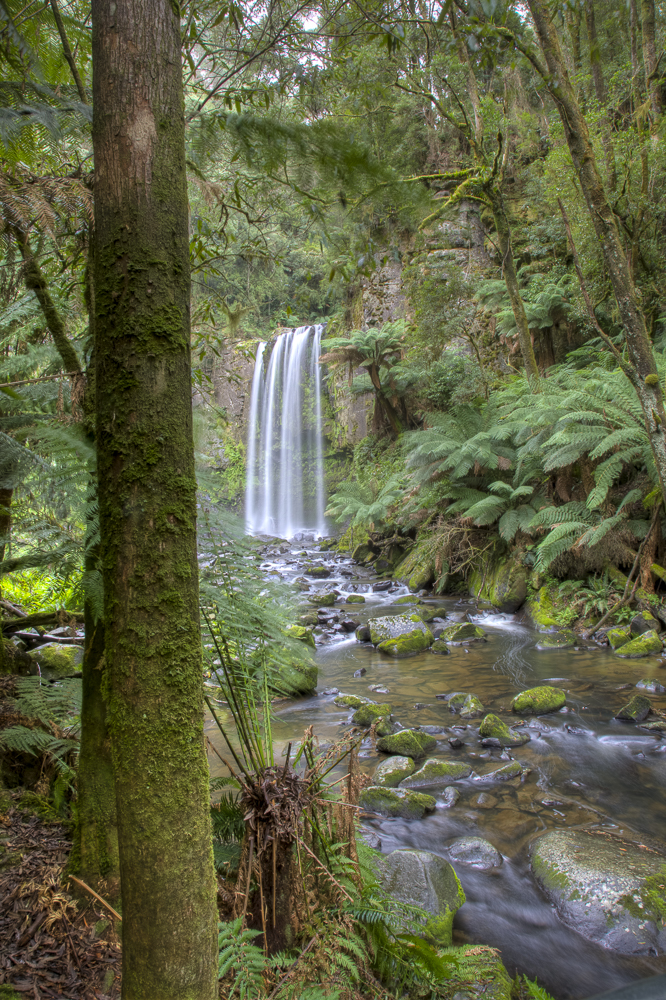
<box><xmin>1</xmin><ymin>610</ymin><xmax>84</xmax><ymax>635</ymax></box>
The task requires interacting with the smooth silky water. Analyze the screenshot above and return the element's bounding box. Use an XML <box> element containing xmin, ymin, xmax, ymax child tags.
<box><xmin>206</xmin><ymin>541</ymin><xmax>666</xmax><ymax>1000</ymax></box>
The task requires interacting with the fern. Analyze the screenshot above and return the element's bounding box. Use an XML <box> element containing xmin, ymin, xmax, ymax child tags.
<box><xmin>217</xmin><ymin>918</ymin><xmax>267</xmax><ymax>998</ymax></box>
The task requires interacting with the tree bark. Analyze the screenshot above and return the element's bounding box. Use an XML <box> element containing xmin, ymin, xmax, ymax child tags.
<box><xmin>91</xmin><ymin>0</ymin><xmax>218</xmax><ymax>995</ymax></box>
<box><xmin>584</xmin><ymin>0</ymin><xmax>616</xmax><ymax>190</ymax></box>
<box><xmin>641</xmin><ymin>0</ymin><xmax>662</xmax><ymax>115</ymax></box>
<box><xmin>527</xmin><ymin>0</ymin><xmax>666</xmax><ymax>506</ymax></box>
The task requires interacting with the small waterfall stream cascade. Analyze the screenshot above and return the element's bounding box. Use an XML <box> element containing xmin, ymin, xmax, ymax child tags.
<box><xmin>244</xmin><ymin>324</ymin><xmax>326</xmax><ymax>538</ymax></box>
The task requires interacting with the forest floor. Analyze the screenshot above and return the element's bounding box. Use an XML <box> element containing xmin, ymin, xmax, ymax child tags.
<box><xmin>0</xmin><ymin>802</ymin><xmax>121</xmax><ymax>999</ymax></box>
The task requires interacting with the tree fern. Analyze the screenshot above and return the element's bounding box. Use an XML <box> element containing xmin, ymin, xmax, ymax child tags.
<box><xmin>217</xmin><ymin>918</ymin><xmax>267</xmax><ymax>998</ymax></box>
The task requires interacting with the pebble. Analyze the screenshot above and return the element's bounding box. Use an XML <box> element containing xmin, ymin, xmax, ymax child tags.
<box><xmin>354</xmin><ymin>668</ymin><xmax>366</xmax><ymax>677</ymax></box>
<box><xmin>448</xmin><ymin>737</ymin><xmax>465</xmax><ymax>748</ymax></box>
<box><xmin>322</xmin><ymin>687</ymin><xmax>339</xmax><ymax>695</ymax></box>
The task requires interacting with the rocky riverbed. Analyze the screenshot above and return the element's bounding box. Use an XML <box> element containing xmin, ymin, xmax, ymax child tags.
<box><xmin>206</xmin><ymin>535</ymin><xmax>666</xmax><ymax>1000</ymax></box>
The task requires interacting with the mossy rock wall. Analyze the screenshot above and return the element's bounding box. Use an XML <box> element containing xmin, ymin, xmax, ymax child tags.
<box><xmin>469</xmin><ymin>553</ymin><xmax>527</xmax><ymax>612</ymax></box>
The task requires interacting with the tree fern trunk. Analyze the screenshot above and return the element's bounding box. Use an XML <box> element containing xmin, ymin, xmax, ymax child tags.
<box><xmin>91</xmin><ymin>0</ymin><xmax>218</xmax><ymax>993</ymax></box>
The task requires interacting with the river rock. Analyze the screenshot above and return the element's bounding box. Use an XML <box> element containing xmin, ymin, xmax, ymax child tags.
<box><xmin>26</xmin><ymin>642</ymin><xmax>83</xmax><ymax>677</ymax></box>
<box><xmin>429</xmin><ymin>639</ymin><xmax>450</xmax><ymax>655</ymax></box>
<box><xmin>511</xmin><ymin>685</ymin><xmax>566</xmax><ymax>715</ymax></box>
<box><xmin>631</xmin><ymin>610</ymin><xmax>662</xmax><ymax>635</ymax></box>
<box><xmin>334</xmin><ymin>693</ymin><xmax>370</xmax><ymax>708</ymax></box>
<box><xmin>272</xmin><ymin>658</ymin><xmax>318</xmax><ymax>695</ymax></box>
<box><xmin>283</xmin><ymin>625</ymin><xmax>316</xmax><ymax>648</ymax></box>
<box><xmin>418</xmin><ymin>606</ymin><xmax>448</xmax><ymax>622</ymax></box>
<box><xmin>639</xmin><ymin>719</ymin><xmax>666</xmax><ymax>733</ymax></box>
<box><xmin>377</xmin><ymin>729</ymin><xmax>438</xmax><ymax>758</ymax></box>
<box><xmin>614</xmin><ymin>630</ymin><xmax>663</xmax><ymax>658</ymax></box>
<box><xmin>340</xmin><ymin>619</ymin><xmax>359</xmax><ymax>633</ymax></box>
<box><xmin>355</xmin><ymin>624</ymin><xmax>371</xmax><ymax>642</ymax></box>
<box><xmin>394</xmin><ymin>595</ymin><xmax>421</xmax><ymax>605</ymax></box>
<box><xmin>615</xmin><ymin>694</ymin><xmax>652</xmax><ymax>722</ymax></box>
<box><xmin>373</xmin><ymin>755</ymin><xmax>416</xmax><ymax>787</ymax></box>
<box><xmin>400</xmin><ymin>759</ymin><xmax>472</xmax><ymax>788</ymax></box>
<box><xmin>305</xmin><ymin>565</ymin><xmax>331</xmax><ymax>578</ymax></box>
<box><xmin>479</xmin><ymin>714</ymin><xmax>530</xmax><ymax>747</ymax></box>
<box><xmin>308</xmin><ymin>591</ymin><xmax>338</xmax><ymax>607</ymax></box>
<box><xmin>359</xmin><ymin>786</ymin><xmax>436</xmax><ymax>819</ymax></box>
<box><xmin>440</xmin><ymin>786</ymin><xmax>460</xmax><ymax>808</ymax></box>
<box><xmin>486</xmin><ymin>760</ymin><xmax>523</xmax><ymax>781</ymax></box>
<box><xmin>298</xmin><ymin>611</ymin><xmax>319</xmax><ymax>627</ymax></box>
<box><xmin>636</xmin><ymin>678</ymin><xmax>666</xmax><ymax>693</ymax></box>
<box><xmin>346</xmin><ymin>594</ymin><xmax>365</xmax><ymax>604</ymax></box>
<box><xmin>369</xmin><ymin>614</ymin><xmax>434</xmax><ymax>657</ymax></box>
<box><xmin>376</xmin><ymin>849</ymin><xmax>465</xmax><ymax>943</ymax></box>
<box><xmin>438</xmin><ymin>623</ymin><xmax>486</xmax><ymax>644</ymax></box>
<box><xmin>607</xmin><ymin>627</ymin><xmax>631</xmax><ymax>650</ymax></box>
<box><xmin>535</xmin><ymin>630</ymin><xmax>576</xmax><ymax>651</ymax></box>
<box><xmin>460</xmin><ymin>694</ymin><xmax>485</xmax><ymax>719</ymax></box>
<box><xmin>448</xmin><ymin>836</ymin><xmax>503</xmax><ymax>869</ymax></box>
<box><xmin>353</xmin><ymin>702</ymin><xmax>392</xmax><ymax>726</ymax></box>
<box><xmin>530</xmin><ymin>829</ymin><xmax>666</xmax><ymax>954</ymax></box>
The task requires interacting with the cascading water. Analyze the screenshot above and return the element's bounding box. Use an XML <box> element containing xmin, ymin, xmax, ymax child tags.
<box><xmin>244</xmin><ymin>325</ymin><xmax>326</xmax><ymax>539</ymax></box>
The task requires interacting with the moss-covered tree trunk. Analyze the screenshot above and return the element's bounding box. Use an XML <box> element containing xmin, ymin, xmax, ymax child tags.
<box><xmin>528</xmin><ymin>0</ymin><xmax>666</xmax><ymax>506</ymax></box>
<box><xmin>91</xmin><ymin>0</ymin><xmax>218</xmax><ymax>995</ymax></box>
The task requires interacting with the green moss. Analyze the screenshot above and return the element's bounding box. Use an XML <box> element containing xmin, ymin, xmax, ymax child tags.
<box><xmin>27</xmin><ymin>642</ymin><xmax>83</xmax><ymax>676</ymax></box>
<box><xmin>469</xmin><ymin>554</ymin><xmax>527</xmax><ymax>612</ymax></box>
<box><xmin>526</xmin><ymin>585</ymin><xmax>559</xmax><ymax>629</ymax></box>
<box><xmin>488</xmin><ymin>760</ymin><xmax>522</xmax><ymax>781</ymax></box>
<box><xmin>308</xmin><ymin>591</ymin><xmax>337</xmax><ymax>606</ymax></box>
<box><xmin>306</xmin><ymin>565</ymin><xmax>331</xmax><ymax>578</ymax></box>
<box><xmin>359</xmin><ymin>785</ymin><xmax>436</xmax><ymax>819</ymax></box>
<box><xmin>352</xmin><ymin>702</ymin><xmax>392</xmax><ymax>726</ymax></box>
<box><xmin>531</xmin><ymin>851</ymin><xmax>570</xmax><ymax>892</ymax></box>
<box><xmin>401</xmin><ymin>759</ymin><xmax>472</xmax><ymax>787</ymax></box>
<box><xmin>460</xmin><ymin>694</ymin><xmax>484</xmax><ymax>718</ymax></box>
<box><xmin>377</xmin><ymin>629</ymin><xmax>432</xmax><ymax>656</ymax></box>
<box><xmin>534</xmin><ymin>630</ymin><xmax>576</xmax><ymax>650</ymax></box>
<box><xmin>478</xmin><ymin>714</ymin><xmax>530</xmax><ymax>747</ymax></box>
<box><xmin>377</xmin><ymin>729</ymin><xmax>438</xmax><ymax>758</ymax></box>
<box><xmin>614</xmin><ymin>630</ymin><xmax>663</xmax><ymax>658</ymax></box>
<box><xmin>429</xmin><ymin>639</ymin><xmax>450</xmax><ymax>655</ymax></box>
<box><xmin>373</xmin><ymin>755</ymin><xmax>416</xmax><ymax>787</ymax></box>
<box><xmin>368</xmin><ymin>614</ymin><xmax>433</xmax><ymax>646</ymax></box>
<box><xmin>282</xmin><ymin>625</ymin><xmax>316</xmax><ymax>649</ymax></box>
<box><xmin>334</xmin><ymin>693</ymin><xmax>370</xmax><ymax>708</ymax></box>
<box><xmin>345</xmin><ymin>594</ymin><xmax>365</xmax><ymax>604</ymax></box>
<box><xmin>619</xmin><ymin>864</ymin><xmax>666</xmax><ymax>924</ymax></box>
<box><xmin>511</xmin><ymin>686</ymin><xmax>566</xmax><ymax>715</ymax></box>
<box><xmin>615</xmin><ymin>694</ymin><xmax>652</xmax><ymax>722</ymax></box>
<box><xmin>437</xmin><ymin>945</ymin><xmax>514</xmax><ymax>1000</ymax></box>
<box><xmin>607</xmin><ymin>627</ymin><xmax>631</xmax><ymax>649</ymax></box>
<box><xmin>438</xmin><ymin>623</ymin><xmax>486</xmax><ymax>643</ymax></box>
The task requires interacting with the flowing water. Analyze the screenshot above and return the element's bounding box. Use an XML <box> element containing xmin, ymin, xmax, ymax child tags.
<box><xmin>206</xmin><ymin>539</ymin><xmax>666</xmax><ymax>1000</ymax></box>
<box><xmin>244</xmin><ymin>326</ymin><xmax>326</xmax><ymax>539</ymax></box>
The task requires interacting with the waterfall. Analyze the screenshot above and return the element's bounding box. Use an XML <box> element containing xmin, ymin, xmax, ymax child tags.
<box><xmin>245</xmin><ymin>324</ymin><xmax>326</xmax><ymax>539</ymax></box>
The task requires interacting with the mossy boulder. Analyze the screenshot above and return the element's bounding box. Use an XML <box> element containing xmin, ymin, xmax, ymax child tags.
<box><xmin>478</xmin><ymin>714</ymin><xmax>530</xmax><ymax>747</ymax></box>
<box><xmin>1</xmin><ymin>639</ymin><xmax>33</xmax><ymax>676</ymax></box>
<box><xmin>359</xmin><ymin>786</ymin><xmax>436</xmax><ymax>819</ymax></box>
<box><xmin>636</xmin><ymin>678</ymin><xmax>666</xmax><ymax>693</ymax></box>
<box><xmin>408</xmin><ymin>566</ymin><xmax>434</xmax><ymax>592</ymax></box>
<box><xmin>630</xmin><ymin>610</ymin><xmax>662</xmax><ymax>635</ymax></box>
<box><xmin>373</xmin><ymin>755</ymin><xmax>416</xmax><ymax>787</ymax></box>
<box><xmin>308</xmin><ymin>591</ymin><xmax>338</xmax><ymax>607</ymax></box>
<box><xmin>26</xmin><ymin>642</ymin><xmax>82</xmax><ymax>677</ymax></box>
<box><xmin>345</xmin><ymin>594</ymin><xmax>365</xmax><ymax>604</ymax></box>
<box><xmin>614</xmin><ymin>630</ymin><xmax>663</xmax><ymax>658</ymax></box>
<box><xmin>377</xmin><ymin>729</ymin><xmax>438</xmax><ymax>758</ymax></box>
<box><xmin>459</xmin><ymin>694</ymin><xmax>484</xmax><ymax>719</ymax></box>
<box><xmin>353</xmin><ymin>703</ymin><xmax>392</xmax><ymax>726</ymax></box>
<box><xmin>530</xmin><ymin>829</ymin><xmax>666</xmax><ymax>954</ymax></box>
<box><xmin>355</xmin><ymin>624</ymin><xmax>371</xmax><ymax>642</ymax></box>
<box><xmin>469</xmin><ymin>553</ymin><xmax>527</xmax><ymax>612</ymax></box>
<box><xmin>305</xmin><ymin>565</ymin><xmax>331</xmax><ymax>578</ymax></box>
<box><xmin>400</xmin><ymin>759</ymin><xmax>472</xmax><ymax>788</ymax></box>
<box><xmin>377</xmin><ymin>630</ymin><xmax>432</xmax><ymax>657</ymax></box>
<box><xmin>271</xmin><ymin>659</ymin><xmax>318</xmax><ymax>696</ymax></box>
<box><xmin>615</xmin><ymin>694</ymin><xmax>651</xmax><ymax>722</ymax></box>
<box><xmin>429</xmin><ymin>639</ymin><xmax>450</xmax><ymax>655</ymax></box>
<box><xmin>283</xmin><ymin>625</ymin><xmax>316</xmax><ymax>649</ymax></box>
<box><xmin>394</xmin><ymin>594</ymin><xmax>421</xmax><ymax>605</ymax></box>
<box><xmin>445</xmin><ymin>692</ymin><xmax>468</xmax><ymax>707</ymax></box>
<box><xmin>334</xmin><ymin>693</ymin><xmax>370</xmax><ymax>709</ymax></box>
<box><xmin>535</xmin><ymin>630</ymin><xmax>576</xmax><ymax>651</ymax></box>
<box><xmin>438</xmin><ymin>623</ymin><xmax>486</xmax><ymax>644</ymax></box>
<box><xmin>368</xmin><ymin>614</ymin><xmax>433</xmax><ymax>646</ymax></box>
<box><xmin>448</xmin><ymin>837</ymin><xmax>503</xmax><ymax>869</ymax></box>
<box><xmin>417</xmin><ymin>606</ymin><xmax>448</xmax><ymax>622</ymax></box>
<box><xmin>511</xmin><ymin>685</ymin><xmax>566</xmax><ymax>716</ymax></box>
<box><xmin>298</xmin><ymin>611</ymin><xmax>319</xmax><ymax>627</ymax></box>
<box><xmin>526</xmin><ymin>585</ymin><xmax>559</xmax><ymax>629</ymax></box>
<box><xmin>376</xmin><ymin>849</ymin><xmax>465</xmax><ymax>946</ymax></box>
<box><xmin>607</xmin><ymin>627</ymin><xmax>631</xmax><ymax>650</ymax></box>
<box><xmin>351</xmin><ymin>542</ymin><xmax>373</xmax><ymax>562</ymax></box>
<box><xmin>487</xmin><ymin>760</ymin><xmax>523</xmax><ymax>781</ymax></box>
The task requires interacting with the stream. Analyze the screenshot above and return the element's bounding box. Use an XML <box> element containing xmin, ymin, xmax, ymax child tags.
<box><xmin>206</xmin><ymin>537</ymin><xmax>666</xmax><ymax>1000</ymax></box>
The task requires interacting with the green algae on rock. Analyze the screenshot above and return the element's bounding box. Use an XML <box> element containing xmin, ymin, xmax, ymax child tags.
<box><xmin>377</xmin><ymin>729</ymin><xmax>438</xmax><ymax>758</ymax></box>
<box><xmin>355</xmin><ymin>624</ymin><xmax>371</xmax><ymax>642</ymax></box>
<box><xmin>368</xmin><ymin>614</ymin><xmax>434</xmax><ymax>647</ymax></box>
<box><xmin>377</xmin><ymin>630</ymin><xmax>432</xmax><ymax>657</ymax></box>
<box><xmin>359</xmin><ymin>785</ymin><xmax>436</xmax><ymax>819</ymax></box>
<box><xmin>308</xmin><ymin>591</ymin><xmax>338</xmax><ymax>606</ymax></box>
<box><xmin>607</xmin><ymin>627</ymin><xmax>631</xmax><ymax>650</ymax></box>
<box><xmin>353</xmin><ymin>702</ymin><xmax>392</xmax><ymax>726</ymax></box>
<box><xmin>530</xmin><ymin>829</ymin><xmax>666</xmax><ymax>954</ymax></box>
<box><xmin>26</xmin><ymin>642</ymin><xmax>83</xmax><ymax>676</ymax></box>
<box><xmin>373</xmin><ymin>755</ymin><xmax>416</xmax><ymax>787</ymax></box>
<box><xmin>615</xmin><ymin>694</ymin><xmax>651</xmax><ymax>722</ymax></box>
<box><xmin>283</xmin><ymin>625</ymin><xmax>316</xmax><ymax>648</ymax></box>
<box><xmin>417</xmin><ymin>606</ymin><xmax>448</xmax><ymax>622</ymax></box>
<box><xmin>614</xmin><ymin>630</ymin><xmax>663</xmax><ymax>658</ymax></box>
<box><xmin>535</xmin><ymin>630</ymin><xmax>576</xmax><ymax>651</ymax></box>
<box><xmin>478</xmin><ymin>714</ymin><xmax>530</xmax><ymax>747</ymax></box>
<box><xmin>511</xmin><ymin>685</ymin><xmax>566</xmax><ymax>715</ymax></box>
<box><xmin>393</xmin><ymin>594</ymin><xmax>421</xmax><ymax>605</ymax></box>
<box><xmin>438</xmin><ymin>623</ymin><xmax>486</xmax><ymax>644</ymax></box>
<box><xmin>468</xmin><ymin>552</ymin><xmax>527</xmax><ymax>612</ymax></box>
<box><xmin>375</xmin><ymin>848</ymin><xmax>465</xmax><ymax>945</ymax></box>
<box><xmin>400</xmin><ymin>759</ymin><xmax>472</xmax><ymax>788</ymax></box>
<box><xmin>630</xmin><ymin>610</ymin><xmax>662</xmax><ymax>635</ymax></box>
<box><xmin>271</xmin><ymin>658</ymin><xmax>318</xmax><ymax>696</ymax></box>
<box><xmin>459</xmin><ymin>694</ymin><xmax>485</xmax><ymax>719</ymax></box>
<box><xmin>298</xmin><ymin>611</ymin><xmax>319</xmax><ymax>627</ymax></box>
<box><xmin>345</xmin><ymin>594</ymin><xmax>365</xmax><ymax>604</ymax></box>
<box><xmin>334</xmin><ymin>693</ymin><xmax>371</xmax><ymax>709</ymax></box>
<box><xmin>486</xmin><ymin>760</ymin><xmax>523</xmax><ymax>781</ymax></box>
<box><xmin>636</xmin><ymin>678</ymin><xmax>666</xmax><ymax>693</ymax></box>
<box><xmin>526</xmin><ymin>584</ymin><xmax>559</xmax><ymax>629</ymax></box>
<box><xmin>305</xmin><ymin>565</ymin><xmax>331</xmax><ymax>578</ymax></box>
<box><xmin>429</xmin><ymin>639</ymin><xmax>450</xmax><ymax>655</ymax></box>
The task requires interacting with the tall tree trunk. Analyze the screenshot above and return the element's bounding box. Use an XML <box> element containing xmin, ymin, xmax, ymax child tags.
<box><xmin>630</xmin><ymin>0</ymin><xmax>642</xmax><ymax>112</ymax></box>
<box><xmin>641</xmin><ymin>0</ymin><xmax>662</xmax><ymax>115</ymax></box>
<box><xmin>91</xmin><ymin>0</ymin><xmax>218</xmax><ymax>995</ymax></box>
<box><xmin>527</xmin><ymin>0</ymin><xmax>666</xmax><ymax>506</ymax></box>
<box><xmin>584</xmin><ymin>0</ymin><xmax>616</xmax><ymax>190</ymax></box>
<box><xmin>488</xmin><ymin>189</ymin><xmax>540</xmax><ymax>383</ymax></box>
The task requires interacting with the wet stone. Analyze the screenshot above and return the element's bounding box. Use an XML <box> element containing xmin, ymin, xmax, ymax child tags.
<box><xmin>535</xmin><ymin>630</ymin><xmax>576</xmax><ymax>651</ymax></box>
<box><xmin>359</xmin><ymin>786</ymin><xmax>437</xmax><ymax>820</ymax></box>
<box><xmin>486</xmin><ymin>760</ymin><xmax>523</xmax><ymax>781</ymax></box>
<box><xmin>479</xmin><ymin>713</ymin><xmax>531</xmax><ymax>747</ymax></box>
<box><xmin>511</xmin><ymin>685</ymin><xmax>566</xmax><ymax>716</ymax></box>
<box><xmin>353</xmin><ymin>702</ymin><xmax>392</xmax><ymax>726</ymax></box>
<box><xmin>472</xmin><ymin>793</ymin><xmax>498</xmax><ymax>809</ymax></box>
<box><xmin>400</xmin><ymin>759</ymin><xmax>473</xmax><ymax>788</ymax></box>
<box><xmin>439</xmin><ymin>786</ymin><xmax>460</xmax><ymax>808</ymax></box>
<box><xmin>448</xmin><ymin>737</ymin><xmax>465</xmax><ymax>749</ymax></box>
<box><xmin>353</xmin><ymin>667</ymin><xmax>367</xmax><ymax>677</ymax></box>
<box><xmin>341</xmin><ymin>619</ymin><xmax>360</xmax><ymax>632</ymax></box>
<box><xmin>377</xmin><ymin>729</ymin><xmax>438</xmax><ymax>758</ymax></box>
<box><xmin>614</xmin><ymin>630</ymin><xmax>663</xmax><ymax>658</ymax></box>
<box><xmin>334</xmin><ymin>693</ymin><xmax>371</xmax><ymax>709</ymax></box>
<box><xmin>429</xmin><ymin>639</ymin><xmax>450</xmax><ymax>655</ymax></box>
<box><xmin>460</xmin><ymin>694</ymin><xmax>485</xmax><ymax>719</ymax></box>
<box><xmin>636</xmin><ymin>678</ymin><xmax>666</xmax><ymax>693</ymax></box>
<box><xmin>373</xmin><ymin>755</ymin><xmax>416</xmax><ymax>787</ymax></box>
<box><xmin>615</xmin><ymin>694</ymin><xmax>652</xmax><ymax>722</ymax></box>
<box><xmin>448</xmin><ymin>836</ymin><xmax>503</xmax><ymax>869</ymax></box>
